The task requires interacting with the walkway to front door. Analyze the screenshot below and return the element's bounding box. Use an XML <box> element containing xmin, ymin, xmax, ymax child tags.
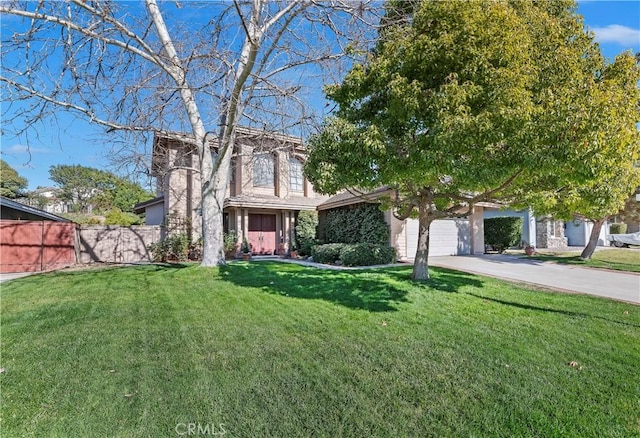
<box><xmin>248</xmin><ymin>214</ymin><xmax>277</xmax><ymax>255</ymax></box>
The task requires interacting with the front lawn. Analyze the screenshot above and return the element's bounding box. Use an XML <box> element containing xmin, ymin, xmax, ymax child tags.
<box><xmin>1</xmin><ymin>262</ymin><xmax>638</xmax><ymax>437</ymax></box>
<box><xmin>524</xmin><ymin>248</ymin><xmax>640</xmax><ymax>272</ymax></box>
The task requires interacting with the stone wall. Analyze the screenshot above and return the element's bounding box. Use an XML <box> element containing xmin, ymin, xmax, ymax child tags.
<box><xmin>536</xmin><ymin>219</ymin><xmax>568</xmax><ymax>248</ymax></box>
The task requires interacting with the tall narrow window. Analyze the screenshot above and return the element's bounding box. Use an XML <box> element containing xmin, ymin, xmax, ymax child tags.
<box><xmin>290</xmin><ymin>157</ymin><xmax>303</xmax><ymax>192</ymax></box>
<box><xmin>253</xmin><ymin>154</ymin><xmax>274</xmax><ymax>187</ymax></box>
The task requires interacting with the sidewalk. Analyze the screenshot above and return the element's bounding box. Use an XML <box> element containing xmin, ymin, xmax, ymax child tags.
<box><xmin>429</xmin><ymin>254</ymin><xmax>639</xmax><ymax>304</ymax></box>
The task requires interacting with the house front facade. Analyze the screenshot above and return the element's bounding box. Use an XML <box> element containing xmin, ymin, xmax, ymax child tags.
<box><xmin>137</xmin><ymin>128</ymin><xmax>327</xmax><ymax>255</ymax></box>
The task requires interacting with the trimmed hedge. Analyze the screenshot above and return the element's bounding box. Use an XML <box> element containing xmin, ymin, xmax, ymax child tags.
<box><xmin>312</xmin><ymin>243</ymin><xmax>345</xmax><ymax>264</ymax></box>
<box><xmin>609</xmin><ymin>223</ymin><xmax>627</xmax><ymax>235</ymax></box>
<box><xmin>295</xmin><ymin>210</ymin><xmax>318</xmax><ymax>256</ymax></box>
<box><xmin>484</xmin><ymin>216</ymin><xmax>523</xmax><ymax>253</ymax></box>
<box><xmin>312</xmin><ymin>243</ymin><xmax>397</xmax><ymax>267</ymax></box>
<box><xmin>324</xmin><ymin>203</ymin><xmax>389</xmax><ymax>245</ymax></box>
<box><xmin>339</xmin><ymin>243</ymin><xmax>397</xmax><ymax>267</ymax></box>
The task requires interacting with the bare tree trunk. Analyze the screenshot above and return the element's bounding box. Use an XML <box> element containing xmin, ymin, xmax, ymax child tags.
<box><xmin>580</xmin><ymin>218</ymin><xmax>606</xmax><ymax>260</ymax></box>
<box><xmin>412</xmin><ymin>204</ymin><xmax>433</xmax><ymax>281</ymax></box>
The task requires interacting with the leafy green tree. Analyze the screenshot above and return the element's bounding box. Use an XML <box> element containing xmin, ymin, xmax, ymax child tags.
<box><xmin>305</xmin><ymin>0</ymin><xmax>638</xmax><ymax>280</ymax></box>
<box><xmin>517</xmin><ymin>53</ymin><xmax>640</xmax><ymax>259</ymax></box>
<box><xmin>49</xmin><ymin>164</ymin><xmax>152</xmax><ymax>213</ymax></box>
<box><xmin>0</xmin><ymin>159</ymin><xmax>28</xmax><ymax>198</ymax></box>
<box><xmin>618</xmin><ymin>190</ymin><xmax>640</xmax><ymax>226</ymax></box>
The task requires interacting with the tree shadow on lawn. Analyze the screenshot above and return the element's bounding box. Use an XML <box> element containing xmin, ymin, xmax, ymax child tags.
<box><xmin>221</xmin><ymin>262</ymin><xmax>412</xmax><ymax>312</ymax></box>
<box><xmin>465</xmin><ymin>291</ymin><xmax>640</xmax><ymax>328</ymax></box>
<box><xmin>220</xmin><ymin>263</ymin><xmax>486</xmax><ymax>312</ymax></box>
<box><xmin>384</xmin><ymin>266</ymin><xmax>485</xmax><ymax>293</ymax></box>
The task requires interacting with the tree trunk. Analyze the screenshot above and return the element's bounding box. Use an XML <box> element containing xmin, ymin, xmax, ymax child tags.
<box><xmin>200</xmin><ymin>181</ymin><xmax>227</xmax><ymax>266</ymax></box>
<box><xmin>580</xmin><ymin>218</ymin><xmax>606</xmax><ymax>260</ymax></box>
<box><xmin>199</xmin><ymin>133</ymin><xmax>233</xmax><ymax>267</ymax></box>
<box><xmin>412</xmin><ymin>205</ymin><xmax>433</xmax><ymax>281</ymax></box>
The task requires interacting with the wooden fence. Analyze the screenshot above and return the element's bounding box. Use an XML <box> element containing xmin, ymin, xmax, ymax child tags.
<box><xmin>0</xmin><ymin>220</ymin><xmax>76</xmax><ymax>273</ymax></box>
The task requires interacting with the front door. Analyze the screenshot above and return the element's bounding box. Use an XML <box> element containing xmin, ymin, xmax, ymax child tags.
<box><xmin>248</xmin><ymin>214</ymin><xmax>277</xmax><ymax>255</ymax></box>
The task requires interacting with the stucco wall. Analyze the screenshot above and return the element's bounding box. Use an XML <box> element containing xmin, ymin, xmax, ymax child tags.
<box><xmin>77</xmin><ymin>225</ymin><xmax>161</xmax><ymax>263</ymax></box>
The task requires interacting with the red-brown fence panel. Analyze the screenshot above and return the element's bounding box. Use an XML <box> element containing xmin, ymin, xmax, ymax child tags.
<box><xmin>0</xmin><ymin>220</ymin><xmax>76</xmax><ymax>273</ymax></box>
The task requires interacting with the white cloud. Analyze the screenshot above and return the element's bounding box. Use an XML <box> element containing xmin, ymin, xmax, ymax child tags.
<box><xmin>2</xmin><ymin>144</ymin><xmax>51</xmax><ymax>154</ymax></box>
<box><xmin>591</xmin><ymin>24</ymin><xmax>640</xmax><ymax>46</ymax></box>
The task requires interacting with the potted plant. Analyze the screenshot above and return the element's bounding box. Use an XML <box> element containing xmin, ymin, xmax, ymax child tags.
<box><xmin>241</xmin><ymin>238</ymin><xmax>251</xmax><ymax>260</ymax></box>
<box><xmin>524</xmin><ymin>243</ymin><xmax>536</xmax><ymax>256</ymax></box>
<box><xmin>289</xmin><ymin>241</ymin><xmax>298</xmax><ymax>259</ymax></box>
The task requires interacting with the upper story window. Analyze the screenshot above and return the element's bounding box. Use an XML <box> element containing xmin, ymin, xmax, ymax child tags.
<box><xmin>290</xmin><ymin>157</ymin><xmax>304</xmax><ymax>192</ymax></box>
<box><xmin>253</xmin><ymin>153</ymin><xmax>274</xmax><ymax>188</ymax></box>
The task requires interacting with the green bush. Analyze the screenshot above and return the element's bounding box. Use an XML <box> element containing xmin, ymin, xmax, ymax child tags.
<box><xmin>484</xmin><ymin>217</ymin><xmax>523</xmax><ymax>253</ymax></box>
<box><xmin>339</xmin><ymin>243</ymin><xmax>397</xmax><ymax>267</ymax></box>
<box><xmin>149</xmin><ymin>234</ymin><xmax>190</xmax><ymax>262</ymax></box>
<box><xmin>312</xmin><ymin>243</ymin><xmax>345</xmax><ymax>264</ymax></box>
<box><xmin>312</xmin><ymin>243</ymin><xmax>397</xmax><ymax>266</ymax></box>
<box><xmin>609</xmin><ymin>223</ymin><xmax>627</xmax><ymax>234</ymax></box>
<box><xmin>223</xmin><ymin>231</ymin><xmax>238</xmax><ymax>258</ymax></box>
<box><xmin>295</xmin><ymin>210</ymin><xmax>318</xmax><ymax>256</ymax></box>
<box><xmin>104</xmin><ymin>208</ymin><xmax>143</xmax><ymax>226</ymax></box>
<box><xmin>324</xmin><ymin>203</ymin><xmax>389</xmax><ymax>245</ymax></box>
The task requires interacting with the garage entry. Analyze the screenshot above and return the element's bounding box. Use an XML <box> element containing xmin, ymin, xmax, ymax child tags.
<box><xmin>405</xmin><ymin>218</ymin><xmax>471</xmax><ymax>258</ymax></box>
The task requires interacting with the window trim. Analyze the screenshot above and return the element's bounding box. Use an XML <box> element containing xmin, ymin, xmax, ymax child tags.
<box><xmin>253</xmin><ymin>153</ymin><xmax>275</xmax><ymax>188</ymax></box>
<box><xmin>289</xmin><ymin>156</ymin><xmax>304</xmax><ymax>192</ymax></box>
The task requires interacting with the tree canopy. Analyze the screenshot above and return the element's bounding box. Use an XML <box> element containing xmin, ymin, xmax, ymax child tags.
<box><xmin>305</xmin><ymin>0</ymin><xmax>640</xmax><ymax>279</ymax></box>
<box><xmin>49</xmin><ymin>164</ymin><xmax>152</xmax><ymax>213</ymax></box>
<box><xmin>0</xmin><ymin>159</ymin><xmax>28</xmax><ymax>198</ymax></box>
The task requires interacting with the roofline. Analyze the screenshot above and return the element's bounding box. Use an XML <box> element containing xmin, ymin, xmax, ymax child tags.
<box><xmin>154</xmin><ymin>126</ymin><xmax>304</xmax><ymax>147</ymax></box>
<box><xmin>133</xmin><ymin>195</ymin><xmax>165</xmax><ymax>213</ymax></box>
<box><xmin>317</xmin><ymin>187</ymin><xmax>391</xmax><ymax>211</ymax></box>
<box><xmin>224</xmin><ymin>198</ymin><xmax>322</xmax><ymax>211</ymax></box>
<box><xmin>0</xmin><ymin>196</ymin><xmax>73</xmax><ymax>222</ymax></box>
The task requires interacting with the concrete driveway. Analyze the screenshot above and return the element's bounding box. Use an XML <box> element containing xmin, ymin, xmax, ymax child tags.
<box><xmin>429</xmin><ymin>254</ymin><xmax>639</xmax><ymax>304</ymax></box>
<box><xmin>0</xmin><ymin>272</ymin><xmax>38</xmax><ymax>283</ymax></box>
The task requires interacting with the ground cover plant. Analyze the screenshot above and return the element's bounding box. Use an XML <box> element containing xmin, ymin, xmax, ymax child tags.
<box><xmin>524</xmin><ymin>248</ymin><xmax>640</xmax><ymax>273</ymax></box>
<box><xmin>1</xmin><ymin>262</ymin><xmax>638</xmax><ymax>437</ymax></box>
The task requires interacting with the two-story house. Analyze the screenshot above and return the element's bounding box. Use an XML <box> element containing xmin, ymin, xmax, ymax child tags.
<box><xmin>135</xmin><ymin>127</ymin><xmax>327</xmax><ymax>255</ymax></box>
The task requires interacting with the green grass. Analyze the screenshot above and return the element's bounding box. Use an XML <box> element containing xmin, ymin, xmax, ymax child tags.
<box><xmin>1</xmin><ymin>262</ymin><xmax>639</xmax><ymax>437</ymax></box>
<box><xmin>523</xmin><ymin>248</ymin><xmax>640</xmax><ymax>272</ymax></box>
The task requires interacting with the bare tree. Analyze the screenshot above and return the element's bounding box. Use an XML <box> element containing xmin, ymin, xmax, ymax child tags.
<box><xmin>1</xmin><ymin>0</ymin><xmax>378</xmax><ymax>265</ymax></box>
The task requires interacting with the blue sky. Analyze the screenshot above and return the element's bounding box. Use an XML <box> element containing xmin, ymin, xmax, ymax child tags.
<box><xmin>1</xmin><ymin>1</ymin><xmax>639</xmax><ymax>191</ymax></box>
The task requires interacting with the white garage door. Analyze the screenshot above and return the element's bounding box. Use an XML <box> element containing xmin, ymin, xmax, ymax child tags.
<box><xmin>406</xmin><ymin>218</ymin><xmax>471</xmax><ymax>258</ymax></box>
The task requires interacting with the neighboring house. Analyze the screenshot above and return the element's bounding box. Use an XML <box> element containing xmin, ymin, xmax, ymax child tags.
<box><xmin>483</xmin><ymin>208</ymin><xmax>573</xmax><ymax>248</ymax></box>
<box><xmin>316</xmin><ymin>189</ymin><xmax>494</xmax><ymax>260</ymax></box>
<box><xmin>20</xmin><ymin>187</ymin><xmax>72</xmax><ymax>214</ymax></box>
<box><xmin>564</xmin><ymin>218</ymin><xmax>610</xmax><ymax>247</ymax></box>
<box><xmin>135</xmin><ymin>128</ymin><xmax>328</xmax><ymax>254</ymax></box>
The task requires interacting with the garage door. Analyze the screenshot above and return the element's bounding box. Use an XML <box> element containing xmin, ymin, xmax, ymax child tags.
<box><xmin>406</xmin><ymin>218</ymin><xmax>471</xmax><ymax>258</ymax></box>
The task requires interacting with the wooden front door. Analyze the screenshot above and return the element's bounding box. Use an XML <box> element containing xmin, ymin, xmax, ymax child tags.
<box><xmin>248</xmin><ymin>214</ymin><xmax>277</xmax><ymax>255</ymax></box>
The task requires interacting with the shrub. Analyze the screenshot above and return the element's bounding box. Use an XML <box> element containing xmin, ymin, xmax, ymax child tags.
<box><xmin>312</xmin><ymin>243</ymin><xmax>345</xmax><ymax>264</ymax></box>
<box><xmin>312</xmin><ymin>243</ymin><xmax>397</xmax><ymax>266</ymax></box>
<box><xmin>87</xmin><ymin>216</ymin><xmax>103</xmax><ymax>225</ymax></box>
<box><xmin>484</xmin><ymin>217</ymin><xmax>523</xmax><ymax>253</ymax></box>
<box><xmin>104</xmin><ymin>208</ymin><xmax>143</xmax><ymax>226</ymax></box>
<box><xmin>223</xmin><ymin>231</ymin><xmax>238</xmax><ymax>258</ymax></box>
<box><xmin>295</xmin><ymin>210</ymin><xmax>318</xmax><ymax>256</ymax></box>
<box><xmin>609</xmin><ymin>223</ymin><xmax>627</xmax><ymax>235</ymax></box>
<box><xmin>324</xmin><ymin>203</ymin><xmax>389</xmax><ymax>245</ymax></box>
<box><xmin>149</xmin><ymin>234</ymin><xmax>190</xmax><ymax>262</ymax></box>
<box><xmin>339</xmin><ymin>243</ymin><xmax>397</xmax><ymax>267</ymax></box>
